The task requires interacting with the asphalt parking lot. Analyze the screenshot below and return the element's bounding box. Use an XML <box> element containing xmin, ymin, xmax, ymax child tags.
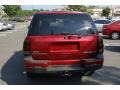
<box><xmin>0</xmin><ymin>22</ymin><xmax>120</xmax><ymax>85</ymax></box>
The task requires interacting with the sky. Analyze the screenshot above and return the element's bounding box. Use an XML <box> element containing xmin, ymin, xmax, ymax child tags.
<box><xmin>21</xmin><ymin>5</ymin><xmax>61</xmax><ymax>10</ymax></box>
<box><xmin>21</xmin><ymin>5</ymin><xmax>120</xmax><ymax>10</ymax></box>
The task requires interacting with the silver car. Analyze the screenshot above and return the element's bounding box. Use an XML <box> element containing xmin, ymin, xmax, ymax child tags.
<box><xmin>0</xmin><ymin>21</ymin><xmax>8</xmax><ymax>31</ymax></box>
<box><xmin>94</xmin><ymin>19</ymin><xmax>112</xmax><ymax>33</ymax></box>
<box><xmin>0</xmin><ymin>18</ymin><xmax>15</xmax><ymax>30</ymax></box>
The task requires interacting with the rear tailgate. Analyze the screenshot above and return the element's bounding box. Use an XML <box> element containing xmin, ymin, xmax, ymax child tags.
<box><xmin>28</xmin><ymin>35</ymin><xmax>97</xmax><ymax>61</ymax></box>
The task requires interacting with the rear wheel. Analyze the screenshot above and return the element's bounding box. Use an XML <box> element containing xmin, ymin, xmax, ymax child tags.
<box><xmin>111</xmin><ymin>32</ymin><xmax>120</xmax><ymax>40</ymax></box>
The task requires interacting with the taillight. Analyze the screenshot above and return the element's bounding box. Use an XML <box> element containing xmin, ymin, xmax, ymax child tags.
<box><xmin>103</xmin><ymin>26</ymin><xmax>107</xmax><ymax>29</ymax></box>
<box><xmin>97</xmin><ymin>36</ymin><xmax>104</xmax><ymax>54</ymax></box>
<box><xmin>23</xmin><ymin>38</ymin><xmax>30</xmax><ymax>56</ymax></box>
<box><xmin>103</xmin><ymin>25</ymin><xmax>108</xmax><ymax>31</ymax></box>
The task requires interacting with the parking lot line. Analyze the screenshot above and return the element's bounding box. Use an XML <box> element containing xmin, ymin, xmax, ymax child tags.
<box><xmin>105</xmin><ymin>43</ymin><xmax>120</xmax><ymax>46</ymax></box>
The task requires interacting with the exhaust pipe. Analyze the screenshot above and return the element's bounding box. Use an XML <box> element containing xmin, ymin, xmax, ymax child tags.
<box><xmin>63</xmin><ymin>71</ymin><xmax>72</xmax><ymax>77</ymax></box>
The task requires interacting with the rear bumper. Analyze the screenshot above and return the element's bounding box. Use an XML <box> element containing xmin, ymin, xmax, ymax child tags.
<box><xmin>30</xmin><ymin>65</ymin><xmax>85</xmax><ymax>75</ymax></box>
<box><xmin>24</xmin><ymin>54</ymin><xmax>103</xmax><ymax>74</ymax></box>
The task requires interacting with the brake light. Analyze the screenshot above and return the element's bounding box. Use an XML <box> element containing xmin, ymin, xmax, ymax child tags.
<box><xmin>98</xmin><ymin>37</ymin><xmax>104</xmax><ymax>53</ymax></box>
<box><xmin>23</xmin><ymin>38</ymin><xmax>30</xmax><ymax>56</ymax></box>
<box><xmin>103</xmin><ymin>25</ymin><xmax>108</xmax><ymax>31</ymax></box>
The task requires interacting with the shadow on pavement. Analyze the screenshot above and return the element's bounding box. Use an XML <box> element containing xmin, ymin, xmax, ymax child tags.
<box><xmin>102</xmin><ymin>35</ymin><xmax>120</xmax><ymax>41</ymax></box>
<box><xmin>1</xmin><ymin>51</ymin><xmax>120</xmax><ymax>85</ymax></box>
<box><xmin>105</xmin><ymin>46</ymin><xmax>120</xmax><ymax>52</ymax></box>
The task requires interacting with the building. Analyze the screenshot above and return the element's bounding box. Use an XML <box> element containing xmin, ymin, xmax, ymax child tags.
<box><xmin>111</xmin><ymin>8</ymin><xmax>120</xmax><ymax>16</ymax></box>
<box><xmin>92</xmin><ymin>6</ymin><xmax>120</xmax><ymax>18</ymax></box>
<box><xmin>52</xmin><ymin>5</ymin><xmax>68</xmax><ymax>11</ymax></box>
<box><xmin>92</xmin><ymin>8</ymin><xmax>103</xmax><ymax>17</ymax></box>
<box><xmin>51</xmin><ymin>5</ymin><xmax>120</xmax><ymax>18</ymax></box>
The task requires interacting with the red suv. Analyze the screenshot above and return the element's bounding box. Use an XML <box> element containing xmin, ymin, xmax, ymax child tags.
<box><xmin>23</xmin><ymin>11</ymin><xmax>104</xmax><ymax>78</ymax></box>
<box><xmin>103</xmin><ymin>20</ymin><xmax>120</xmax><ymax>40</ymax></box>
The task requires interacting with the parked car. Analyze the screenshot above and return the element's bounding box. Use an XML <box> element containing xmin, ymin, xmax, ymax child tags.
<box><xmin>0</xmin><ymin>18</ymin><xmax>15</xmax><ymax>30</ymax></box>
<box><xmin>0</xmin><ymin>19</ymin><xmax>8</xmax><ymax>31</ymax></box>
<box><xmin>94</xmin><ymin>19</ymin><xmax>112</xmax><ymax>33</ymax></box>
<box><xmin>23</xmin><ymin>11</ymin><xmax>104</xmax><ymax>78</ymax></box>
<box><xmin>111</xmin><ymin>16</ymin><xmax>120</xmax><ymax>22</ymax></box>
<box><xmin>0</xmin><ymin>23</ymin><xmax>8</xmax><ymax>31</ymax></box>
<box><xmin>25</xmin><ymin>16</ymin><xmax>33</xmax><ymax>22</ymax></box>
<box><xmin>12</xmin><ymin>17</ymin><xmax>25</xmax><ymax>22</ymax></box>
<box><xmin>103</xmin><ymin>20</ymin><xmax>120</xmax><ymax>39</ymax></box>
<box><xmin>7</xmin><ymin>21</ymin><xmax>16</xmax><ymax>30</ymax></box>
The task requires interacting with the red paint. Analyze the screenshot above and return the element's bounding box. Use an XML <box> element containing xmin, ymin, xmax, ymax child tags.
<box><xmin>24</xmin><ymin>59</ymin><xmax>103</xmax><ymax>68</ymax></box>
<box><xmin>23</xmin><ymin>11</ymin><xmax>104</xmax><ymax>74</ymax></box>
<box><xmin>28</xmin><ymin>35</ymin><xmax>97</xmax><ymax>60</ymax></box>
<box><xmin>103</xmin><ymin>20</ymin><xmax>120</xmax><ymax>36</ymax></box>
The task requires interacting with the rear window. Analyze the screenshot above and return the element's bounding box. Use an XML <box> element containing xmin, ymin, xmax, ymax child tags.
<box><xmin>28</xmin><ymin>13</ymin><xmax>97</xmax><ymax>36</ymax></box>
<box><xmin>94</xmin><ymin>20</ymin><xmax>111</xmax><ymax>24</ymax></box>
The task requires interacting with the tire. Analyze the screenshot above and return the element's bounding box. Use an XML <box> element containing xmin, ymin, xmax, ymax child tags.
<box><xmin>111</xmin><ymin>32</ymin><xmax>120</xmax><ymax>40</ymax></box>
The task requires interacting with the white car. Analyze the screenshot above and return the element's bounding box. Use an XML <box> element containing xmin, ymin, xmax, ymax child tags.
<box><xmin>0</xmin><ymin>19</ymin><xmax>15</xmax><ymax>30</ymax></box>
<box><xmin>94</xmin><ymin>19</ymin><xmax>112</xmax><ymax>33</ymax></box>
<box><xmin>0</xmin><ymin>22</ymin><xmax>8</xmax><ymax>31</ymax></box>
<box><xmin>111</xmin><ymin>17</ymin><xmax>120</xmax><ymax>21</ymax></box>
<box><xmin>6</xmin><ymin>22</ymin><xmax>15</xmax><ymax>30</ymax></box>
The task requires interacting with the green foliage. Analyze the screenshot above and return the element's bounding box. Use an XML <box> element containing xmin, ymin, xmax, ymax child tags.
<box><xmin>86</xmin><ymin>6</ymin><xmax>94</xmax><ymax>15</ymax></box>
<box><xmin>16</xmin><ymin>9</ymin><xmax>45</xmax><ymax>17</ymax></box>
<box><xmin>102</xmin><ymin>7</ymin><xmax>111</xmax><ymax>17</ymax></box>
<box><xmin>67</xmin><ymin>5</ymin><xmax>87</xmax><ymax>11</ymax></box>
<box><xmin>16</xmin><ymin>10</ymin><xmax>33</xmax><ymax>17</ymax></box>
<box><xmin>3</xmin><ymin>5</ymin><xmax>21</xmax><ymax>17</ymax></box>
<box><xmin>67</xmin><ymin>5</ymin><xmax>94</xmax><ymax>15</ymax></box>
<box><xmin>3</xmin><ymin>5</ymin><xmax>41</xmax><ymax>17</ymax></box>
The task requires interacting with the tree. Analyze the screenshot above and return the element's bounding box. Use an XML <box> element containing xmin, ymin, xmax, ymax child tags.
<box><xmin>40</xmin><ymin>8</ymin><xmax>44</xmax><ymax>11</ymax></box>
<box><xmin>67</xmin><ymin>5</ymin><xmax>87</xmax><ymax>12</ymax></box>
<box><xmin>16</xmin><ymin>9</ymin><xmax>48</xmax><ymax>17</ymax></box>
<box><xmin>86</xmin><ymin>6</ymin><xmax>94</xmax><ymax>15</ymax></box>
<box><xmin>16</xmin><ymin>10</ymin><xmax>33</xmax><ymax>17</ymax></box>
<box><xmin>66</xmin><ymin>5</ymin><xmax>94</xmax><ymax>15</ymax></box>
<box><xmin>102</xmin><ymin>7</ymin><xmax>111</xmax><ymax>17</ymax></box>
<box><xmin>3</xmin><ymin>5</ymin><xmax>21</xmax><ymax>17</ymax></box>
